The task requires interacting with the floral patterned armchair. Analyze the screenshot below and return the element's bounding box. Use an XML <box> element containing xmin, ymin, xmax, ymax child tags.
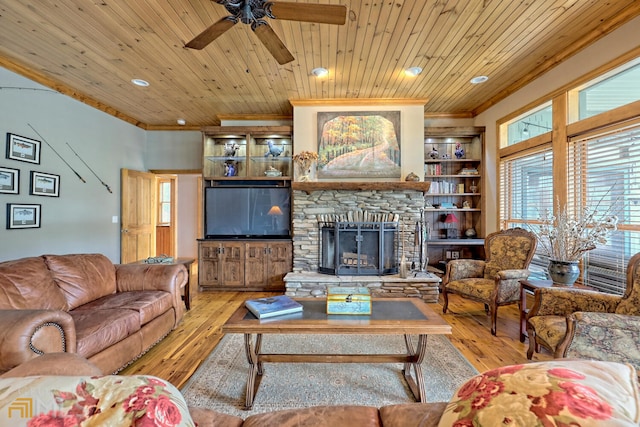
<box><xmin>526</xmin><ymin>252</ymin><xmax>640</xmax><ymax>369</ymax></box>
<box><xmin>442</xmin><ymin>228</ymin><xmax>537</xmax><ymax>335</ymax></box>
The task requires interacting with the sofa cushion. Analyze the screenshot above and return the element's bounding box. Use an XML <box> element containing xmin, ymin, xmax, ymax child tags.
<box><xmin>528</xmin><ymin>314</ymin><xmax>567</xmax><ymax>351</ymax></box>
<box><xmin>0</xmin><ymin>256</ymin><xmax>68</xmax><ymax>310</ymax></box>
<box><xmin>74</xmin><ymin>291</ymin><xmax>173</xmax><ymax>326</ymax></box>
<box><xmin>44</xmin><ymin>254</ymin><xmax>116</xmax><ymax>310</ymax></box>
<box><xmin>438</xmin><ymin>360</ymin><xmax>640</xmax><ymax>427</ymax></box>
<box><xmin>70</xmin><ymin>308</ymin><xmax>140</xmax><ymax>358</ymax></box>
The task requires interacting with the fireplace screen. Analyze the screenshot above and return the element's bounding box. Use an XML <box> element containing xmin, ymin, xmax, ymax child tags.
<box><xmin>319</xmin><ymin>221</ymin><xmax>398</xmax><ymax>275</ymax></box>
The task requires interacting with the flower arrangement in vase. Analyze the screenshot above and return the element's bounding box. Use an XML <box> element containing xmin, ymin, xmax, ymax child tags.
<box><xmin>292</xmin><ymin>151</ymin><xmax>318</xmax><ymax>182</ymax></box>
<box><xmin>528</xmin><ymin>197</ymin><xmax>618</xmax><ymax>285</ymax></box>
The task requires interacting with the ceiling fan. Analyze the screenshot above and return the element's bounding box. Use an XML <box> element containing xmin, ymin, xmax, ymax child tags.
<box><xmin>185</xmin><ymin>1</ymin><xmax>347</xmax><ymax>64</ymax></box>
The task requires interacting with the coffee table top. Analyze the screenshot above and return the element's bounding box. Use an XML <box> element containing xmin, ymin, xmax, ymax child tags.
<box><xmin>222</xmin><ymin>298</ymin><xmax>451</xmax><ymax>335</ymax></box>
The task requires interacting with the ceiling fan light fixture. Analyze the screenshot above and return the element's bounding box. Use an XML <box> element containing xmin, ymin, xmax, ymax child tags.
<box><xmin>311</xmin><ymin>67</ymin><xmax>329</xmax><ymax>77</ymax></box>
<box><xmin>470</xmin><ymin>75</ymin><xmax>489</xmax><ymax>84</ymax></box>
<box><xmin>404</xmin><ymin>66</ymin><xmax>422</xmax><ymax>77</ymax></box>
<box><xmin>131</xmin><ymin>78</ymin><xmax>150</xmax><ymax>87</ymax></box>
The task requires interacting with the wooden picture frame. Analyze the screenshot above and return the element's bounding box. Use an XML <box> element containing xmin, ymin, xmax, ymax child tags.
<box><xmin>316</xmin><ymin>111</ymin><xmax>401</xmax><ymax>179</ymax></box>
<box><xmin>30</xmin><ymin>171</ymin><xmax>60</xmax><ymax>197</ymax></box>
<box><xmin>6</xmin><ymin>203</ymin><xmax>41</xmax><ymax>229</ymax></box>
<box><xmin>0</xmin><ymin>166</ymin><xmax>19</xmax><ymax>194</ymax></box>
<box><xmin>6</xmin><ymin>133</ymin><xmax>41</xmax><ymax>164</ymax></box>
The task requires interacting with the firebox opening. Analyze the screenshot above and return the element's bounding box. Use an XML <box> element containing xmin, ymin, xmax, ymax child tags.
<box><xmin>319</xmin><ymin>221</ymin><xmax>398</xmax><ymax>276</ymax></box>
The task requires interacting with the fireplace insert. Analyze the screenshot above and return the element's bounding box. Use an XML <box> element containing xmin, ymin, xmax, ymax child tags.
<box><xmin>319</xmin><ymin>221</ymin><xmax>398</xmax><ymax>275</ymax></box>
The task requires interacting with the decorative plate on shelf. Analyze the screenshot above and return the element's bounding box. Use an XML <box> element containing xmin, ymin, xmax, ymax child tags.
<box><xmin>265</xmin><ymin>168</ymin><xmax>282</xmax><ymax>177</ymax></box>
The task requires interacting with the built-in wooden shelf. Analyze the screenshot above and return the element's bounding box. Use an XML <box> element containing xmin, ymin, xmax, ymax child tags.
<box><xmin>292</xmin><ymin>181</ymin><xmax>431</xmax><ymax>194</ymax></box>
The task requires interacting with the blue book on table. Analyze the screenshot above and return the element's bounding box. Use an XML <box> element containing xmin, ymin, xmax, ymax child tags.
<box><xmin>245</xmin><ymin>295</ymin><xmax>303</xmax><ymax>319</ymax></box>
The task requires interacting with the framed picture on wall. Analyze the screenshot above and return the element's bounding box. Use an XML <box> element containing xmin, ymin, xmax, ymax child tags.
<box><xmin>0</xmin><ymin>166</ymin><xmax>19</xmax><ymax>194</ymax></box>
<box><xmin>6</xmin><ymin>133</ymin><xmax>41</xmax><ymax>164</ymax></box>
<box><xmin>316</xmin><ymin>111</ymin><xmax>401</xmax><ymax>179</ymax></box>
<box><xmin>30</xmin><ymin>171</ymin><xmax>60</xmax><ymax>197</ymax></box>
<box><xmin>6</xmin><ymin>203</ymin><xmax>41</xmax><ymax>229</ymax></box>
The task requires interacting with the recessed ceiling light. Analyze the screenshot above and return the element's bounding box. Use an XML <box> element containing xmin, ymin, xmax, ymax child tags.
<box><xmin>470</xmin><ymin>75</ymin><xmax>489</xmax><ymax>84</ymax></box>
<box><xmin>404</xmin><ymin>66</ymin><xmax>422</xmax><ymax>77</ymax></box>
<box><xmin>177</xmin><ymin>118</ymin><xmax>186</xmax><ymax>126</ymax></box>
<box><xmin>311</xmin><ymin>67</ymin><xmax>328</xmax><ymax>77</ymax></box>
<box><xmin>131</xmin><ymin>78</ymin><xmax>150</xmax><ymax>87</ymax></box>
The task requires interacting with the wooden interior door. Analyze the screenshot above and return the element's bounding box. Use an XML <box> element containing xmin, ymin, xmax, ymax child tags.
<box><xmin>121</xmin><ymin>169</ymin><xmax>157</xmax><ymax>264</ymax></box>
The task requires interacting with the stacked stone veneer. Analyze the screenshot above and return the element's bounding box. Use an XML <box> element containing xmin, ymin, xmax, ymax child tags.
<box><xmin>284</xmin><ymin>272</ymin><xmax>441</xmax><ymax>303</ymax></box>
<box><xmin>289</xmin><ymin>189</ymin><xmax>440</xmax><ymax>302</ymax></box>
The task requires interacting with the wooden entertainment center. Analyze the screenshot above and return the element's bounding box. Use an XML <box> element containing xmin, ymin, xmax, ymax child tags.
<box><xmin>198</xmin><ymin>126</ymin><xmax>293</xmax><ymax>291</ymax></box>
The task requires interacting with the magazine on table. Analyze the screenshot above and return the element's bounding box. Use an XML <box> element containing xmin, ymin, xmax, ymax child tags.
<box><xmin>244</xmin><ymin>295</ymin><xmax>303</xmax><ymax>319</ymax></box>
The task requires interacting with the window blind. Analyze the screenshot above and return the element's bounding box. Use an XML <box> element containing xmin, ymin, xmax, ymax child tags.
<box><xmin>500</xmin><ymin>149</ymin><xmax>554</xmax><ymax>278</ymax></box>
<box><xmin>568</xmin><ymin>123</ymin><xmax>640</xmax><ymax>294</ymax></box>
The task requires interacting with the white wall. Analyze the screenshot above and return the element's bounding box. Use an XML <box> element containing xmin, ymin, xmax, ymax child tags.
<box><xmin>475</xmin><ymin>15</ymin><xmax>640</xmax><ymax>234</ymax></box>
<box><xmin>176</xmin><ymin>174</ymin><xmax>200</xmax><ymax>258</ymax></box>
<box><xmin>0</xmin><ymin>68</ymin><xmax>148</xmax><ymax>262</ymax></box>
<box><xmin>0</xmin><ymin>69</ymin><xmax>206</xmax><ymax>262</ymax></box>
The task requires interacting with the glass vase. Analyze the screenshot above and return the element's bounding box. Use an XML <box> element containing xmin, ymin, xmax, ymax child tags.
<box><xmin>547</xmin><ymin>260</ymin><xmax>580</xmax><ymax>286</ymax></box>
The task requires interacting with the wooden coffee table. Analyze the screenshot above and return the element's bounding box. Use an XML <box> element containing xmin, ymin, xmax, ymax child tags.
<box><xmin>222</xmin><ymin>298</ymin><xmax>452</xmax><ymax>409</ymax></box>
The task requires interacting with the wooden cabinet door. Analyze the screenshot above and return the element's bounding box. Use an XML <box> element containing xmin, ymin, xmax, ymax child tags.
<box><xmin>220</xmin><ymin>242</ymin><xmax>244</xmax><ymax>287</ymax></box>
<box><xmin>245</xmin><ymin>242</ymin><xmax>268</xmax><ymax>288</ymax></box>
<box><xmin>266</xmin><ymin>242</ymin><xmax>292</xmax><ymax>290</ymax></box>
<box><xmin>198</xmin><ymin>242</ymin><xmax>221</xmax><ymax>289</ymax></box>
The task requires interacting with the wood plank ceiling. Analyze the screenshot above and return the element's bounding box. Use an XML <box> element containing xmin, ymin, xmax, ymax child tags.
<box><xmin>0</xmin><ymin>1</ymin><xmax>639</xmax><ymax>129</ymax></box>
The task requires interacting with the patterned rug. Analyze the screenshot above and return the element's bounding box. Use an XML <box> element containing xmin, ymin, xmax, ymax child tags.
<box><xmin>181</xmin><ymin>333</ymin><xmax>477</xmax><ymax>419</ymax></box>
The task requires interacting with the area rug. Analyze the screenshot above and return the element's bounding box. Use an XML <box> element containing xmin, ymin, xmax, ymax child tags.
<box><xmin>181</xmin><ymin>333</ymin><xmax>478</xmax><ymax>418</ymax></box>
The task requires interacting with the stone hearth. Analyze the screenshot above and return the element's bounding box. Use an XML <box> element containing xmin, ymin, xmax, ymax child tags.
<box><xmin>284</xmin><ymin>272</ymin><xmax>441</xmax><ymax>303</ymax></box>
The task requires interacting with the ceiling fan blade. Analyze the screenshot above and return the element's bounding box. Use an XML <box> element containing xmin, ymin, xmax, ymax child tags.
<box><xmin>268</xmin><ymin>2</ymin><xmax>347</xmax><ymax>25</ymax></box>
<box><xmin>185</xmin><ymin>17</ymin><xmax>236</xmax><ymax>50</ymax></box>
<box><xmin>253</xmin><ymin>23</ymin><xmax>295</xmax><ymax>65</ymax></box>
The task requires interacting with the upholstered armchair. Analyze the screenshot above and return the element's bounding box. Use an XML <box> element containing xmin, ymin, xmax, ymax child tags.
<box><xmin>526</xmin><ymin>252</ymin><xmax>640</xmax><ymax>369</ymax></box>
<box><xmin>442</xmin><ymin>228</ymin><xmax>537</xmax><ymax>335</ymax></box>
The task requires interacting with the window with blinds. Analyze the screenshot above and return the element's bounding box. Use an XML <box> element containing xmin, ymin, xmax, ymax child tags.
<box><xmin>500</xmin><ymin>149</ymin><xmax>554</xmax><ymax>278</ymax></box>
<box><xmin>567</xmin><ymin>123</ymin><xmax>640</xmax><ymax>294</ymax></box>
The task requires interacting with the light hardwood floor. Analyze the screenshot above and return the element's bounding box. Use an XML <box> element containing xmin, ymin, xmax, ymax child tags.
<box><xmin>120</xmin><ymin>286</ymin><xmax>553</xmax><ymax>389</ymax></box>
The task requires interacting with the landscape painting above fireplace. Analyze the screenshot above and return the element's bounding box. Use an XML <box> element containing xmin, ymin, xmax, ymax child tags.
<box><xmin>317</xmin><ymin>111</ymin><xmax>401</xmax><ymax>179</ymax></box>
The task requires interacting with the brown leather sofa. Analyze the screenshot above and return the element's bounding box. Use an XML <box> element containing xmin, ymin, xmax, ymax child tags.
<box><xmin>0</xmin><ymin>253</ymin><xmax>187</xmax><ymax>375</ymax></box>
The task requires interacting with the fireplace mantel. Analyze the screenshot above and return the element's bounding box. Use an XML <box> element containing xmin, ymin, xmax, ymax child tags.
<box><xmin>292</xmin><ymin>181</ymin><xmax>430</xmax><ymax>194</ymax></box>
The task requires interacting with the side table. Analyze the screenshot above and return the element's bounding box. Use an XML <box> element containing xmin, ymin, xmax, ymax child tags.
<box><xmin>133</xmin><ymin>257</ymin><xmax>195</xmax><ymax>310</ymax></box>
<box><xmin>519</xmin><ymin>279</ymin><xmax>593</xmax><ymax>342</ymax></box>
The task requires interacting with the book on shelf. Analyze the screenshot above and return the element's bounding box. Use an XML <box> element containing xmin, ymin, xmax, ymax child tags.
<box><xmin>244</xmin><ymin>295</ymin><xmax>303</xmax><ymax>319</ymax></box>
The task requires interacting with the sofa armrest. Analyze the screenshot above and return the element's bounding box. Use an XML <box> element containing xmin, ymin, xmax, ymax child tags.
<box><xmin>527</xmin><ymin>287</ymin><xmax>620</xmax><ymax>318</ymax></box>
<box><xmin>557</xmin><ymin>312</ymin><xmax>640</xmax><ymax>368</ymax></box>
<box><xmin>115</xmin><ymin>263</ymin><xmax>187</xmax><ymax>323</ymax></box>
<box><xmin>0</xmin><ymin>310</ymin><xmax>76</xmax><ymax>373</ymax></box>
<box><xmin>0</xmin><ymin>353</ymin><xmax>101</xmax><ymax>378</ymax></box>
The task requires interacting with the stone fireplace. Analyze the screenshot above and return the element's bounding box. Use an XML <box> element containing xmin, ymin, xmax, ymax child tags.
<box><xmin>285</xmin><ymin>184</ymin><xmax>441</xmax><ymax>302</ymax></box>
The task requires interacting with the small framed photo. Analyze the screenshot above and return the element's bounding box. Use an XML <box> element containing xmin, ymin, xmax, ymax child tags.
<box><xmin>30</xmin><ymin>171</ymin><xmax>60</xmax><ymax>197</ymax></box>
<box><xmin>6</xmin><ymin>133</ymin><xmax>41</xmax><ymax>164</ymax></box>
<box><xmin>6</xmin><ymin>203</ymin><xmax>41</xmax><ymax>229</ymax></box>
<box><xmin>0</xmin><ymin>166</ymin><xmax>19</xmax><ymax>194</ymax></box>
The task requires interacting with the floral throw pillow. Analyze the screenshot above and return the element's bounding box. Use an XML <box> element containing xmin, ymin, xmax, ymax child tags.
<box><xmin>438</xmin><ymin>360</ymin><xmax>640</xmax><ymax>427</ymax></box>
<box><xmin>0</xmin><ymin>375</ymin><xmax>195</xmax><ymax>427</ymax></box>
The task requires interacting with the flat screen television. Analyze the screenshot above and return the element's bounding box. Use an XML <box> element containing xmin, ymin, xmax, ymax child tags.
<box><xmin>205</xmin><ymin>185</ymin><xmax>291</xmax><ymax>239</ymax></box>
